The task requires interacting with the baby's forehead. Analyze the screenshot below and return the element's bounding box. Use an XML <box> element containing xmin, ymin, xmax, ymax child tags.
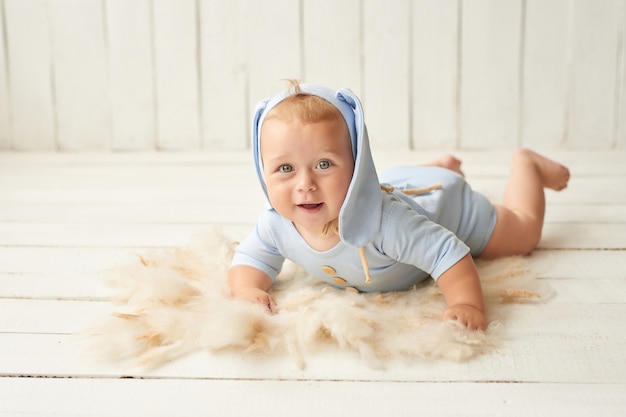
<box><xmin>265</xmin><ymin>94</ymin><xmax>344</xmax><ymax>124</ymax></box>
<box><xmin>261</xmin><ymin>116</ymin><xmax>351</xmax><ymax>146</ymax></box>
<box><xmin>262</xmin><ymin>100</ymin><xmax>351</xmax><ymax>144</ymax></box>
<box><xmin>259</xmin><ymin>117</ymin><xmax>354</xmax><ymax>164</ymax></box>
<box><xmin>258</xmin><ymin>91</ymin><xmax>357</xmax><ymax>162</ymax></box>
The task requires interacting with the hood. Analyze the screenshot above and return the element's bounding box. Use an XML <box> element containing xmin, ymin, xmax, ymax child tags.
<box><xmin>251</xmin><ymin>84</ymin><xmax>382</xmax><ymax>247</ymax></box>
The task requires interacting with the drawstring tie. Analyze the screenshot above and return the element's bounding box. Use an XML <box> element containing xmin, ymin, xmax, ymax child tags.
<box><xmin>323</xmin><ymin>183</ymin><xmax>443</xmax><ymax>285</ymax></box>
<box><xmin>379</xmin><ymin>183</ymin><xmax>443</xmax><ymax>195</ymax></box>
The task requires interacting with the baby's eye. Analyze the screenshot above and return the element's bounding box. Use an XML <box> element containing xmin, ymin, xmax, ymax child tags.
<box><xmin>279</xmin><ymin>164</ymin><xmax>293</xmax><ymax>173</ymax></box>
<box><xmin>317</xmin><ymin>160</ymin><xmax>332</xmax><ymax>170</ymax></box>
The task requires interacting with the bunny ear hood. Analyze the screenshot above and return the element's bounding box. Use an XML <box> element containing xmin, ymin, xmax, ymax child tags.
<box><xmin>252</xmin><ymin>84</ymin><xmax>382</xmax><ymax>247</ymax></box>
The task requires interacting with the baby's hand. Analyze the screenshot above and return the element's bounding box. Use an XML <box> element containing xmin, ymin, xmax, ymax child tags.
<box><xmin>233</xmin><ymin>287</ymin><xmax>278</xmax><ymax>314</ymax></box>
<box><xmin>442</xmin><ymin>304</ymin><xmax>486</xmax><ymax>331</ymax></box>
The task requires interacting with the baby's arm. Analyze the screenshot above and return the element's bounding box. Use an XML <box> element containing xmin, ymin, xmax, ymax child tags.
<box><xmin>228</xmin><ymin>265</ymin><xmax>278</xmax><ymax>314</ymax></box>
<box><xmin>436</xmin><ymin>254</ymin><xmax>486</xmax><ymax>330</ymax></box>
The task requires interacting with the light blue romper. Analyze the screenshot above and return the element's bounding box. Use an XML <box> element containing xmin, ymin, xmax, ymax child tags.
<box><xmin>379</xmin><ymin>165</ymin><xmax>497</xmax><ymax>257</ymax></box>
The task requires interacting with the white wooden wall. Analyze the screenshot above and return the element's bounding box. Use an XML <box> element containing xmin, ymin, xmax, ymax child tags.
<box><xmin>0</xmin><ymin>0</ymin><xmax>625</xmax><ymax>151</ymax></box>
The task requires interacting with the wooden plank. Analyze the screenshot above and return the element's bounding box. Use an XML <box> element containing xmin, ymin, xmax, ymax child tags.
<box><xmin>0</xmin><ymin>2</ymin><xmax>9</xmax><ymax>149</ymax></box>
<box><xmin>246</xmin><ymin>0</ymin><xmax>301</xmax><ymax>108</ymax></box>
<box><xmin>545</xmin><ymin>275</ymin><xmax>626</xmax><ymax>304</ymax></box>
<box><xmin>0</xmin><ymin>247</ymin><xmax>132</xmax><ymax>275</ymax></box>
<box><xmin>521</xmin><ymin>0</ymin><xmax>569</xmax><ymax>148</ymax></box>
<box><xmin>567</xmin><ymin>0</ymin><xmax>622</xmax><ymax>148</ymax></box>
<box><xmin>0</xmin><ymin>164</ymin><xmax>257</xmax><ymax>188</ymax></box>
<box><xmin>302</xmin><ymin>0</ymin><xmax>360</xmax><ymax>90</ymax></box>
<box><xmin>1</xmin><ymin>160</ymin><xmax>622</xmax><ymax>205</ymax></box>
<box><xmin>362</xmin><ymin>0</ymin><xmax>410</xmax><ymax>148</ymax></box>
<box><xmin>0</xmin><ymin>150</ymin><xmax>252</xmax><ymax>168</ymax></box>
<box><xmin>1</xmin><ymin>199</ymin><xmax>625</xmax><ymax>224</ymax></box>
<box><xmin>545</xmin><ymin>205</ymin><xmax>626</xmax><ymax>223</ymax></box>
<box><xmin>18</xmin><ymin>165</ymin><xmax>625</xmax><ymax>204</ymax></box>
<box><xmin>412</xmin><ymin>0</ymin><xmax>459</xmax><ymax>149</ymax></box>
<box><xmin>1</xmin><ymin>222</ymin><xmax>624</xmax><ymax>249</ymax></box>
<box><xmin>199</xmin><ymin>0</ymin><xmax>247</xmax><ymax>149</ymax></box>
<box><xmin>1</xmin><ymin>247</ymin><xmax>622</xmax><ymax>282</ymax></box>
<box><xmin>1</xmin><ymin>248</ymin><xmax>625</xmax><ymax>301</ymax></box>
<box><xmin>0</xmin><ymin>164</ymin><xmax>259</xmax><ymax>192</ymax></box>
<box><xmin>468</xmin><ymin>176</ymin><xmax>626</xmax><ymax>206</ymax></box>
<box><xmin>0</xmin><ymin>304</ymin><xmax>625</xmax><ymax>383</ymax></box>
<box><xmin>106</xmin><ymin>0</ymin><xmax>155</xmax><ymax>150</ymax></box>
<box><xmin>0</xmin><ymin>299</ymin><xmax>112</xmax><ymax>334</ymax></box>
<box><xmin>0</xmin><ymin>273</ymin><xmax>113</xmax><ymax>301</ymax></box>
<box><xmin>540</xmin><ymin>223</ymin><xmax>626</xmax><ymax>249</ymax></box>
<box><xmin>0</xmin><ymin>219</ymin><xmax>626</xmax><ymax>250</ymax></box>
<box><xmin>0</xmin><ymin>171</ymin><xmax>258</xmax><ymax>197</ymax></box>
<box><xmin>152</xmin><ymin>0</ymin><xmax>200</xmax><ymax>150</ymax></box>
<box><xmin>3</xmin><ymin>0</ymin><xmax>56</xmax><ymax>150</ymax></box>
<box><xmin>4</xmin><ymin>267</ymin><xmax>626</xmax><ymax>305</ymax></box>
<box><xmin>0</xmin><ymin>149</ymin><xmax>624</xmax><ymax>175</ymax></box>
<box><xmin>0</xmin><ymin>201</ymin><xmax>266</xmax><ymax>224</ymax></box>
<box><xmin>461</xmin><ymin>0</ymin><xmax>522</xmax><ymax>149</ymax></box>
<box><xmin>49</xmin><ymin>0</ymin><xmax>111</xmax><ymax>150</ymax></box>
<box><xmin>0</xmin><ymin>223</ymin><xmax>252</xmax><ymax>247</ymax></box>
<box><xmin>618</xmin><ymin>0</ymin><xmax>626</xmax><ymax>149</ymax></box>
<box><xmin>373</xmin><ymin>149</ymin><xmax>626</xmax><ymax>176</ymax></box>
<box><xmin>1</xmin><ymin>378</ymin><xmax>624</xmax><ymax>417</ymax></box>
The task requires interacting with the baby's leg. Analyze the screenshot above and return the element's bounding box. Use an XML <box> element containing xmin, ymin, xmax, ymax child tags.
<box><xmin>479</xmin><ymin>148</ymin><xmax>570</xmax><ymax>259</ymax></box>
<box><xmin>422</xmin><ymin>154</ymin><xmax>464</xmax><ymax>176</ymax></box>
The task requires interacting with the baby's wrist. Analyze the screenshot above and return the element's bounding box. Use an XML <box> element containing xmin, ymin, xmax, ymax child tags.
<box><xmin>448</xmin><ymin>303</ymin><xmax>484</xmax><ymax>314</ymax></box>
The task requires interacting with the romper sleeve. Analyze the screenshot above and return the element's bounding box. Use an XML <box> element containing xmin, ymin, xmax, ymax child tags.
<box><xmin>379</xmin><ymin>198</ymin><xmax>470</xmax><ymax>280</ymax></box>
<box><xmin>230</xmin><ymin>210</ymin><xmax>285</xmax><ymax>282</ymax></box>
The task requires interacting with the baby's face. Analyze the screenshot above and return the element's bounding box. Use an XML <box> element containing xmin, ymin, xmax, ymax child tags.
<box><xmin>260</xmin><ymin>116</ymin><xmax>354</xmax><ymax>236</ymax></box>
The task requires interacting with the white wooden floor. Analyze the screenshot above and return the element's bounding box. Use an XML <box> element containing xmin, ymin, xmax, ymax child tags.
<box><xmin>1</xmin><ymin>150</ymin><xmax>625</xmax><ymax>416</ymax></box>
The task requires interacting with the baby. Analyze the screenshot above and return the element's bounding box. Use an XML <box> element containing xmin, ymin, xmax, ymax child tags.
<box><xmin>228</xmin><ymin>81</ymin><xmax>570</xmax><ymax>331</ymax></box>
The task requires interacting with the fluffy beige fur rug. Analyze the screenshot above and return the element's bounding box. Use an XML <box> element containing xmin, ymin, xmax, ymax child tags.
<box><xmin>89</xmin><ymin>231</ymin><xmax>551</xmax><ymax>369</ymax></box>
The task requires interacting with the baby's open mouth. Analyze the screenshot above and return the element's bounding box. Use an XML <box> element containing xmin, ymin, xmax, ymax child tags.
<box><xmin>298</xmin><ymin>203</ymin><xmax>323</xmax><ymax>210</ymax></box>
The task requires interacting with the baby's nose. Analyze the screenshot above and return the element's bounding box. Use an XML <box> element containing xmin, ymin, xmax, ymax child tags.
<box><xmin>297</xmin><ymin>171</ymin><xmax>317</xmax><ymax>192</ymax></box>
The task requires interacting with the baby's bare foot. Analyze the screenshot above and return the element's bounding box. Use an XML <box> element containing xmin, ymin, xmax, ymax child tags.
<box><xmin>514</xmin><ymin>148</ymin><xmax>570</xmax><ymax>191</ymax></box>
<box><xmin>423</xmin><ymin>154</ymin><xmax>464</xmax><ymax>176</ymax></box>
